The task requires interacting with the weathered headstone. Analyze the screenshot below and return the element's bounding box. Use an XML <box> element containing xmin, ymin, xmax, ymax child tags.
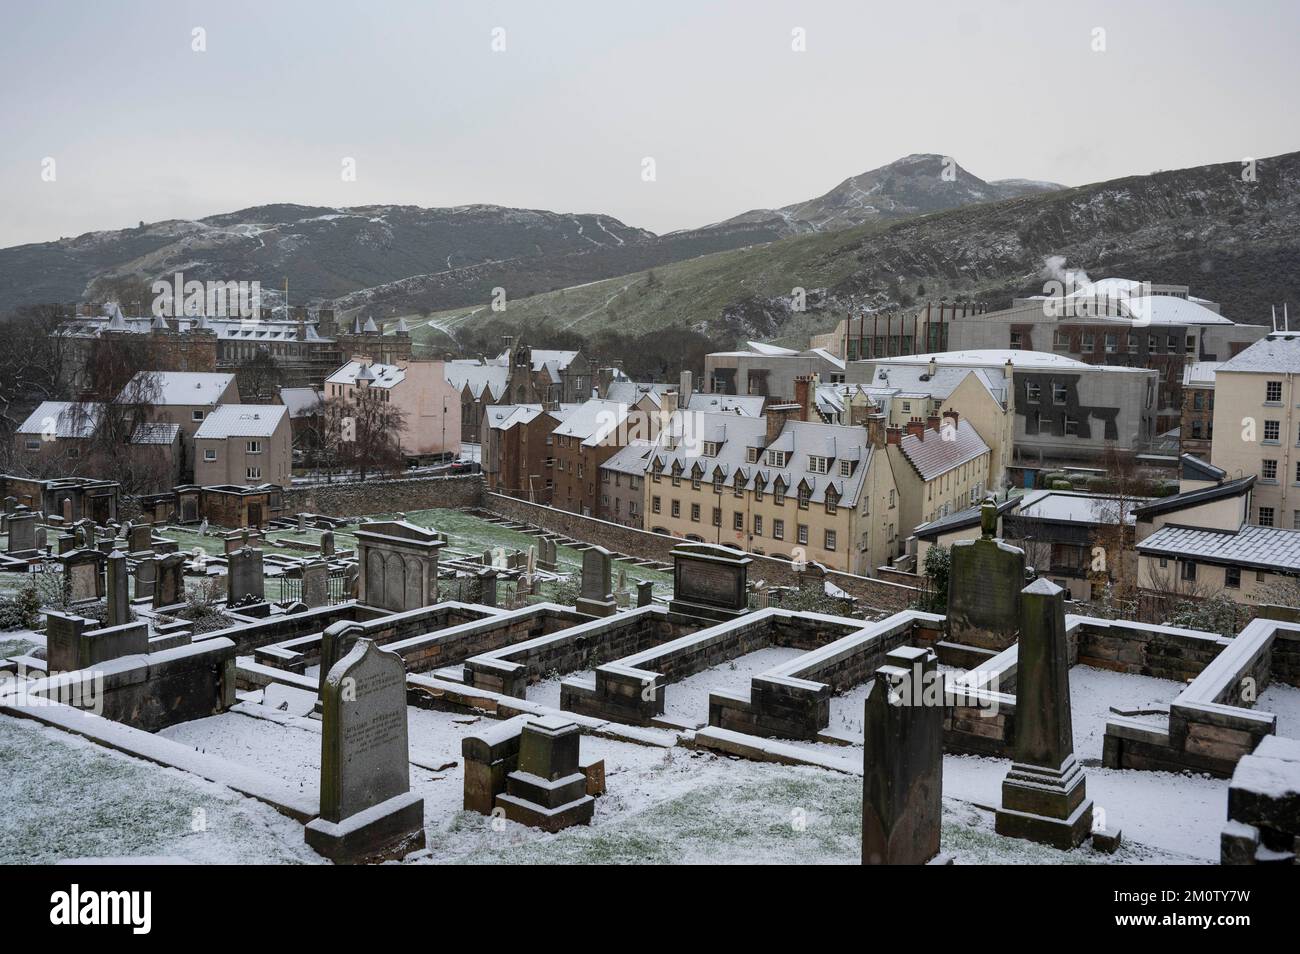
<box><xmin>134</xmin><ymin>555</ymin><xmax>157</xmax><ymax>600</ymax></box>
<box><xmin>302</xmin><ymin>561</ymin><xmax>329</xmax><ymax>608</ymax></box>
<box><xmin>576</xmin><ymin>546</ymin><xmax>616</xmax><ymax>617</ymax></box>
<box><xmin>227</xmin><ymin>546</ymin><xmax>265</xmax><ymax>605</ymax></box>
<box><xmin>62</xmin><ymin>549</ymin><xmax>104</xmax><ymax>604</ymax></box>
<box><xmin>128</xmin><ymin>521</ymin><xmax>151</xmax><ymax>553</ymax></box>
<box><xmin>637</xmin><ymin>580</ymin><xmax>654</xmax><ymax>608</ymax></box>
<box><xmin>106</xmin><ymin>550</ymin><xmax>130</xmax><ymax>627</ymax></box>
<box><xmin>319</xmin><ymin>621</ymin><xmax>366</xmax><ymax>693</ymax></box>
<box><xmin>355</xmin><ymin>520</ymin><xmax>443</xmax><ymax>612</ymax></box>
<box><xmin>60</xmin><ymin>498</ymin><xmax>73</xmax><ymax>523</ymax></box>
<box><xmin>495</xmin><ymin>715</ymin><xmax>595</xmax><ymax>832</ymax></box>
<box><xmin>538</xmin><ymin>538</ymin><xmax>557</xmax><ymax>572</ymax></box>
<box><xmin>297</xmin><ymin>512</ymin><xmax>308</xmax><ymax>532</ymax></box>
<box><xmin>995</xmin><ymin>578</ymin><xmax>1093</xmax><ymax>849</ymax></box>
<box><xmin>34</xmin><ymin>527</ymin><xmax>47</xmax><ymax>553</ymax></box>
<box><xmin>198</xmin><ymin>518</ymin><xmax>209</xmax><ymax>537</ymax></box>
<box><xmin>478</xmin><ymin>567</ymin><xmax>498</xmax><ymax>607</ymax></box>
<box><xmin>56</xmin><ymin>533</ymin><xmax>75</xmax><ymax>555</ymax></box>
<box><xmin>667</xmin><ymin>542</ymin><xmax>751</xmax><ymax>623</ymax></box>
<box><xmin>6</xmin><ymin>508</ymin><xmax>37</xmax><ymax>554</ymax></box>
<box><xmin>862</xmin><ymin>646</ymin><xmax>947</xmax><ymax>865</ymax></box>
<box><xmin>320</xmin><ymin>530</ymin><xmax>335</xmax><ymax>557</ymax></box>
<box><xmin>614</xmin><ymin>566</ymin><xmax>631</xmax><ymax>608</ymax></box>
<box><xmin>153</xmin><ymin>553</ymin><xmax>186</xmax><ymax>609</ymax></box>
<box><xmin>947</xmin><ymin>497</ymin><xmax>1025</xmax><ymax>651</ymax></box>
<box><xmin>304</xmin><ymin>639</ymin><xmax>425</xmax><ymax>863</ymax></box>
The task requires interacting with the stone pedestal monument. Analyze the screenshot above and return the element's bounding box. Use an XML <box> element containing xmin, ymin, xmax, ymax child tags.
<box><xmin>947</xmin><ymin>497</ymin><xmax>1025</xmax><ymax>651</ymax></box>
<box><xmin>494</xmin><ymin>716</ymin><xmax>595</xmax><ymax>832</ymax></box>
<box><xmin>862</xmin><ymin>646</ymin><xmax>947</xmax><ymax>865</ymax></box>
<box><xmin>305</xmin><ymin>639</ymin><xmax>425</xmax><ymax>864</ymax></box>
<box><xmin>667</xmin><ymin>543</ymin><xmax>751</xmax><ymax>624</ymax></box>
<box><xmin>995</xmin><ymin>578</ymin><xmax>1094</xmax><ymax>849</ymax></box>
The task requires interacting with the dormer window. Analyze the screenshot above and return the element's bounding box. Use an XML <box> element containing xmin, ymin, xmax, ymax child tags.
<box><xmin>702</xmin><ymin>441</ymin><xmax>719</xmax><ymax>457</ymax></box>
<box><xmin>839</xmin><ymin>459</ymin><xmax>852</xmax><ymax>477</ymax></box>
<box><xmin>808</xmin><ymin>456</ymin><xmax>829</xmax><ymax>475</ymax></box>
<box><xmin>766</xmin><ymin>450</ymin><xmax>788</xmax><ymax>468</ymax></box>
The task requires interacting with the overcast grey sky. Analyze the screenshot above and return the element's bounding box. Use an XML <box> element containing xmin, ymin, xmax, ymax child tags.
<box><xmin>1</xmin><ymin>0</ymin><xmax>1297</xmax><ymax>248</ymax></box>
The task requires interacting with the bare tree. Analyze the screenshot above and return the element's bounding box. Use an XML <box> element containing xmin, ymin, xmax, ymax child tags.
<box><xmin>323</xmin><ymin>393</ymin><xmax>408</xmax><ymax>482</ymax></box>
<box><xmin>239</xmin><ymin>349</ymin><xmax>285</xmax><ymax>403</ymax></box>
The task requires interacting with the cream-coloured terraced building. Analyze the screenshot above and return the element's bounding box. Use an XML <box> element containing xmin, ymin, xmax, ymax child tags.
<box><xmin>633</xmin><ymin>406</ymin><xmax>901</xmax><ymax>575</ymax></box>
<box><xmin>884</xmin><ymin>412</ymin><xmax>992</xmax><ymax>554</ymax></box>
<box><xmin>1209</xmin><ymin>331</ymin><xmax>1300</xmax><ymax>529</ymax></box>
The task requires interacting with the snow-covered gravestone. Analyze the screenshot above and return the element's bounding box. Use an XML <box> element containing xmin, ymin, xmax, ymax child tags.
<box><xmin>995</xmin><ymin>578</ymin><xmax>1094</xmax><ymax>849</ymax></box>
<box><xmin>305</xmin><ymin>638</ymin><xmax>425</xmax><ymax>864</ymax></box>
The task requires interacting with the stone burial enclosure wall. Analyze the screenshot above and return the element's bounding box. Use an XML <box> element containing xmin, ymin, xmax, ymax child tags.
<box><xmin>1100</xmin><ymin>617</ymin><xmax>1300</xmax><ymax>778</ymax></box>
<box><xmin>457</xmin><ymin>606</ymin><xmax>689</xmax><ymax>698</ymax></box>
<box><xmin>283</xmin><ymin>474</ymin><xmax>483</xmax><ymax>518</ymax></box>
<box><xmin>560</xmin><ymin>607</ymin><xmax>870</xmax><ymax>726</ymax></box>
<box><xmin>483</xmin><ymin>493</ymin><xmax>920</xmax><ymax>612</ymax></box>
<box><xmin>708</xmin><ymin>610</ymin><xmax>944</xmax><ymax>741</ymax></box>
<box><xmin>249</xmin><ymin>603</ymin><xmax>500</xmax><ymax>674</ymax></box>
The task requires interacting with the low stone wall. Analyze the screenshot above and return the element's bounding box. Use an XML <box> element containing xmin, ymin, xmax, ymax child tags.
<box><xmin>484</xmin><ymin>493</ymin><xmax>920</xmax><ymax>612</ymax></box>
<box><xmin>562</xmin><ymin>608</ymin><xmax>865</xmax><ymax>726</ymax></box>
<box><xmin>1071</xmin><ymin>617</ymin><xmax>1229</xmax><ymax>681</ymax></box>
<box><xmin>1099</xmin><ymin>617</ymin><xmax>1300</xmax><ymax>778</ymax></box>
<box><xmin>284</xmin><ymin>474</ymin><xmax>484</xmax><ymax>518</ymax></box>
<box><xmin>23</xmin><ymin>638</ymin><xmax>236</xmax><ymax>732</ymax></box>
<box><xmin>461</xmin><ymin>607</ymin><xmax>683</xmax><ymax>697</ymax></box>
<box><xmin>709</xmin><ymin>610</ymin><xmax>943</xmax><ymax>740</ymax></box>
<box><xmin>247</xmin><ymin>602</ymin><xmax>497</xmax><ymax>673</ymax></box>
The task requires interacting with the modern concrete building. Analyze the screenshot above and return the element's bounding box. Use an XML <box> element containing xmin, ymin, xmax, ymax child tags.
<box><xmin>704</xmin><ymin>342</ymin><xmax>845</xmax><ymax>404</ymax></box>
<box><xmin>1209</xmin><ymin>331</ymin><xmax>1300</xmax><ymax>529</ymax></box>
<box><xmin>814</xmin><ymin>279</ymin><xmax>1268</xmax><ymax>435</ymax></box>
<box><xmin>849</xmin><ymin>350</ymin><xmax>1158</xmax><ymax>480</ymax></box>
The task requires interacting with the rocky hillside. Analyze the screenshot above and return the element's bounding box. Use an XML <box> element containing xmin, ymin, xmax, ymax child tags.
<box><xmin>0</xmin><ymin>155</ymin><xmax>1061</xmax><ymax>315</ymax></box>
<box><xmin>408</xmin><ymin>150</ymin><xmax>1300</xmax><ymax>350</ymax></box>
<box><xmin>714</xmin><ymin>153</ymin><xmax>1062</xmax><ymax>236</ymax></box>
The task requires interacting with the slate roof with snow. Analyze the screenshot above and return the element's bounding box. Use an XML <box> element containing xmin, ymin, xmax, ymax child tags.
<box><xmin>193</xmin><ymin>404</ymin><xmax>287</xmax><ymax>439</ymax></box>
<box><xmin>1180</xmin><ymin>453</ymin><xmax>1227</xmax><ymax>483</ymax></box>
<box><xmin>871</xmin><ymin>350</ymin><xmax>1149</xmax><ymax>373</ymax></box>
<box><xmin>1132</xmin><ymin>475</ymin><xmax>1255</xmax><ymax>519</ymax></box>
<box><xmin>123</xmin><ymin>371</ymin><xmax>235</xmax><ymax>407</ymax></box>
<box><xmin>1218</xmin><ymin>332</ymin><xmax>1300</xmax><ymax>374</ymax></box>
<box><xmin>551</xmin><ymin>399</ymin><xmax>632</xmax><ymax>447</ymax></box>
<box><xmin>1015</xmin><ymin>489</ymin><xmax>1148</xmax><ymax>526</ymax></box>
<box><xmin>862</xmin><ymin>365</ymin><xmax>1008</xmax><ymax>405</ymax></box>
<box><xmin>327</xmin><ymin>360</ymin><xmax>405</xmax><ymax>390</ymax></box>
<box><xmin>914</xmin><ymin>495</ymin><xmax>1020</xmax><ymax>540</ymax></box>
<box><xmin>681</xmin><ymin>393</ymin><xmax>764</xmax><ymax>417</ymax></box>
<box><xmin>601</xmin><ymin>440</ymin><xmax>656</xmax><ymax>476</ymax></box>
<box><xmin>445</xmin><ymin>361</ymin><xmax>509</xmax><ymax>400</ymax></box>
<box><xmin>894</xmin><ymin>418</ymin><xmax>990</xmax><ymax>481</ymax></box>
<box><xmin>1182</xmin><ymin>361</ymin><xmax>1222</xmax><ymax>388</ymax></box>
<box><xmin>647</xmin><ymin>412</ymin><xmax>875</xmax><ymax>507</ymax></box>
<box><xmin>1137</xmin><ymin>523</ymin><xmax>1300</xmax><ymax>574</ymax></box>
<box><xmin>15</xmin><ymin>401</ymin><xmax>103</xmax><ymax>438</ymax></box>
<box><xmin>604</xmin><ymin>381</ymin><xmax>675</xmax><ymax>407</ymax></box>
<box><xmin>278</xmin><ymin>387</ymin><xmax>324</xmax><ymax>418</ymax></box>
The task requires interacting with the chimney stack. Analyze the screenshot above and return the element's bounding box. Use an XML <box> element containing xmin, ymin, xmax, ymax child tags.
<box><xmin>765</xmin><ymin>403</ymin><xmax>799</xmax><ymax>446</ymax></box>
<box><xmin>680</xmin><ymin>369</ymin><xmax>694</xmax><ymax>401</ymax></box>
<box><xmin>943</xmin><ymin>408</ymin><xmax>960</xmax><ymax>427</ymax></box>
<box><xmin>927</xmin><ymin>357</ymin><xmax>937</xmax><ymax>377</ymax></box>
<box><xmin>886</xmin><ymin>424</ymin><xmax>903</xmax><ymax>446</ymax></box>
<box><xmin>867</xmin><ymin>413</ymin><xmax>887</xmax><ymax>448</ymax></box>
<box><xmin>793</xmin><ymin>374</ymin><xmax>815</xmax><ymax>422</ymax></box>
<box><xmin>927</xmin><ymin>414</ymin><xmax>941</xmax><ymax>433</ymax></box>
<box><xmin>906</xmin><ymin>419</ymin><xmax>926</xmax><ymax>441</ymax></box>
